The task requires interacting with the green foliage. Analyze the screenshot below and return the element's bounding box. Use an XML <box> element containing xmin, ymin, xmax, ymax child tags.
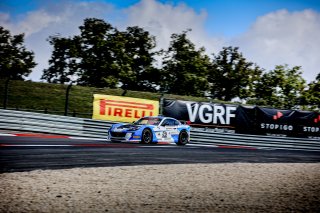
<box><xmin>301</xmin><ymin>73</ymin><xmax>320</xmax><ymax>110</ymax></box>
<box><xmin>42</xmin><ymin>19</ymin><xmax>159</xmax><ymax>91</ymax></box>
<box><xmin>41</xmin><ymin>36</ymin><xmax>79</xmax><ymax>84</ymax></box>
<box><xmin>0</xmin><ymin>26</ymin><xmax>36</xmax><ymax>80</ymax></box>
<box><xmin>114</xmin><ymin>26</ymin><xmax>160</xmax><ymax>92</ymax></box>
<box><xmin>208</xmin><ymin>46</ymin><xmax>263</xmax><ymax>101</ymax></box>
<box><xmin>77</xmin><ymin>18</ymin><xmax>118</xmax><ymax>87</ymax></box>
<box><xmin>4</xmin><ymin>16</ymin><xmax>314</xmax><ymax>110</ymax></box>
<box><xmin>161</xmin><ymin>30</ymin><xmax>211</xmax><ymax>96</ymax></box>
<box><xmin>250</xmin><ymin>65</ymin><xmax>306</xmax><ymax>109</ymax></box>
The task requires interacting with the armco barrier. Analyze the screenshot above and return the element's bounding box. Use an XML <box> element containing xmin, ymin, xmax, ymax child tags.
<box><xmin>0</xmin><ymin>109</ymin><xmax>111</xmax><ymax>139</ymax></box>
<box><xmin>0</xmin><ymin>109</ymin><xmax>319</xmax><ymax>151</ymax></box>
<box><xmin>191</xmin><ymin>131</ymin><xmax>320</xmax><ymax>151</ymax></box>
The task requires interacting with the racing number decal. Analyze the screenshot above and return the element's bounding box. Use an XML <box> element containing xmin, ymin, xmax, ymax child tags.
<box><xmin>162</xmin><ymin>131</ymin><xmax>167</xmax><ymax>138</ymax></box>
<box><xmin>155</xmin><ymin>131</ymin><xmax>170</xmax><ymax>140</ymax></box>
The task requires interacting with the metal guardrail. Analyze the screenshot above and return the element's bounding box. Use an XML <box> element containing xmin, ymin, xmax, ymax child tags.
<box><xmin>191</xmin><ymin>131</ymin><xmax>320</xmax><ymax>151</ymax></box>
<box><xmin>0</xmin><ymin>109</ymin><xmax>319</xmax><ymax>151</ymax></box>
<box><xmin>0</xmin><ymin>109</ymin><xmax>111</xmax><ymax>138</ymax></box>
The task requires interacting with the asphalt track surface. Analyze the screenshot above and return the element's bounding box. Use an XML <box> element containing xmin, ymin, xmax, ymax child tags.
<box><xmin>1</xmin><ymin>134</ymin><xmax>320</xmax><ymax>173</ymax></box>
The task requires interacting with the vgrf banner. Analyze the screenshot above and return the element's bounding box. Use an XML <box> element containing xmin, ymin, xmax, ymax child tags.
<box><xmin>162</xmin><ymin>99</ymin><xmax>237</xmax><ymax>129</ymax></box>
<box><xmin>93</xmin><ymin>94</ymin><xmax>159</xmax><ymax>122</ymax></box>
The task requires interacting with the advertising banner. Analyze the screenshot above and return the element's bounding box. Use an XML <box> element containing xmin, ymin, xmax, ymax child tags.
<box><xmin>235</xmin><ymin>106</ymin><xmax>320</xmax><ymax>138</ymax></box>
<box><xmin>255</xmin><ymin>107</ymin><xmax>295</xmax><ymax>136</ymax></box>
<box><xmin>93</xmin><ymin>94</ymin><xmax>159</xmax><ymax>122</ymax></box>
<box><xmin>292</xmin><ymin>110</ymin><xmax>320</xmax><ymax>138</ymax></box>
<box><xmin>163</xmin><ymin>99</ymin><xmax>319</xmax><ymax>138</ymax></box>
<box><xmin>163</xmin><ymin>99</ymin><xmax>237</xmax><ymax>131</ymax></box>
<box><xmin>235</xmin><ymin>105</ymin><xmax>257</xmax><ymax>134</ymax></box>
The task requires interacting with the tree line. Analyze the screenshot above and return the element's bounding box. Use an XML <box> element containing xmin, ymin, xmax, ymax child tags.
<box><xmin>0</xmin><ymin>18</ymin><xmax>319</xmax><ymax>110</ymax></box>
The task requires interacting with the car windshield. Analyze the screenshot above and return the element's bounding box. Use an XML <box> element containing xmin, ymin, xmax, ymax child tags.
<box><xmin>134</xmin><ymin>117</ymin><xmax>162</xmax><ymax>125</ymax></box>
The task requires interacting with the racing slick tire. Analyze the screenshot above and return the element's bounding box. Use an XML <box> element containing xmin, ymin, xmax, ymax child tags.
<box><xmin>177</xmin><ymin>130</ymin><xmax>189</xmax><ymax>146</ymax></box>
<box><xmin>140</xmin><ymin>128</ymin><xmax>153</xmax><ymax>144</ymax></box>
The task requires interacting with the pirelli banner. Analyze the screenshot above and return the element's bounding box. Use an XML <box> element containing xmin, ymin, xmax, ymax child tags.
<box><xmin>162</xmin><ymin>99</ymin><xmax>237</xmax><ymax>131</ymax></box>
<box><xmin>93</xmin><ymin>94</ymin><xmax>159</xmax><ymax>122</ymax></box>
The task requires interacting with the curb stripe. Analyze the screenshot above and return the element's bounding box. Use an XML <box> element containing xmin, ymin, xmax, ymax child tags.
<box><xmin>14</xmin><ymin>133</ymin><xmax>69</xmax><ymax>138</ymax></box>
<box><xmin>69</xmin><ymin>137</ymin><xmax>106</xmax><ymax>141</ymax></box>
<box><xmin>0</xmin><ymin>144</ymin><xmax>73</xmax><ymax>147</ymax></box>
<box><xmin>0</xmin><ymin>143</ymin><xmax>138</xmax><ymax>148</ymax></box>
<box><xmin>0</xmin><ymin>133</ymin><xmax>16</xmax><ymax>137</ymax></box>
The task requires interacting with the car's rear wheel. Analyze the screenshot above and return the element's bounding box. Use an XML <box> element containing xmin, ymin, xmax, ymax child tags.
<box><xmin>177</xmin><ymin>131</ymin><xmax>189</xmax><ymax>146</ymax></box>
<box><xmin>140</xmin><ymin>128</ymin><xmax>153</xmax><ymax>144</ymax></box>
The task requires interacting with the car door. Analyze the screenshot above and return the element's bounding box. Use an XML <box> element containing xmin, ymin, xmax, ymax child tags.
<box><xmin>161</xmin><ymin>119</ymin><xmax>179</xmax><ymax>137</ymax></box>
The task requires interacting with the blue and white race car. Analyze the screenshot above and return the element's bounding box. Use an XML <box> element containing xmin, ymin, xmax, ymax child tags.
<box><xmin>108</xmin><ymin>116</ymin><xmax>190</xmax><ymax>145</ymax></box>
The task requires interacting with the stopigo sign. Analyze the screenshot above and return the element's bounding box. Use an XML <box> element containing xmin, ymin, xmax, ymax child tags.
<box><xmin>162</xmin><ymin>99</ymin><xmax>237</xmax><ymax>130</ymax></box>
<box><xmin>236</xmin><ymin>106</ymin><xmax>320</xmax><ymax>138</ymax></box>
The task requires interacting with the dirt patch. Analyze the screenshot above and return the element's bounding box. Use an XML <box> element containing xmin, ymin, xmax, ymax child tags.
<box><xmin>1</xmin><ymin>163</ymin><xmax>320</xmax><ymax>212</ymax></box>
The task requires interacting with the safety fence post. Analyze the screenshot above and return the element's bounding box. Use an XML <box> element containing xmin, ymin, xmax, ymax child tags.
<box><xmin>3</xmin><ymin>78</ymin><xmax>10</xmax><ymax>109</ymax></box>
<box><xmin>159</xmin><ymin>93</ymin><xmax>164</xmax><ymax>115</ymax></box>
<box><xmin>64</xmin><ymin>83</ymin><xmax>72</xmax><ymax>116</ymax></box>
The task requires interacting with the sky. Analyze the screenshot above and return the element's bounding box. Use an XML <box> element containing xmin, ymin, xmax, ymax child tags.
<box><xmin>1</xmin><ymin>0</ymin><xmax>320</xmax><ymax>83</ymax></box>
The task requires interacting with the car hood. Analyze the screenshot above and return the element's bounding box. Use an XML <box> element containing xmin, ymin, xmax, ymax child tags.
<box><xmin>111</xmin><ymin>123</ymin><xmax>144</xmax><ymax>131</ymax></box>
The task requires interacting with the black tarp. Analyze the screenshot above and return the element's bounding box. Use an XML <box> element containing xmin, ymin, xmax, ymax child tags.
<box><xmin>163</xmin><ymin>98</ymin><xmax>320</xmax><ymax>138</ymax></box>
<box><xmin>236</xmin><ymin>106</ymin><xmax>320</xmax><ymax>138</ymax></box>
<box><xmin>291</xmin><ymin>110</ymin><xmax>320</xmax><ymax>138</ymax></box>
<box><xmin>236</xmin><ymin>106</ymin><xmax>295</xmax><ymax>136</ymax></box>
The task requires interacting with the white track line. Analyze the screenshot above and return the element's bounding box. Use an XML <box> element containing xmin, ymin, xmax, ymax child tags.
<box><xmin>69</xmin><ymin>137</ymin><xmax>107</xmax><ymax>141</ymax></box>
<box><xmin>188</xmin><ymin>144</ymin><xmax>218</xmax><ymax>148</ymax></box>
<box><xmin>0</xmin><ymin>144</ymin><xmax>73</xmax><ymax>147</ymax></box>
<box><xmin>0</xmin><ymin>133</ymin><xmax>16</xmax><ymax>136</ymax></box>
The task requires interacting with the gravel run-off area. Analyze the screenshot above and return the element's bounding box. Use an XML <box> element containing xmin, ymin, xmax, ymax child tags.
<box><xmin>1</xmin><ymin>163</ymin><xmax>320</xmax><ymax>213</ymax></box>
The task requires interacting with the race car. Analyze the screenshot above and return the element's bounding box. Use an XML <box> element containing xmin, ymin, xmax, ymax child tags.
<box><xmin>108</xmin><ymin>116</ymin><xmax>190</xmax><ymax>145</ymax></box>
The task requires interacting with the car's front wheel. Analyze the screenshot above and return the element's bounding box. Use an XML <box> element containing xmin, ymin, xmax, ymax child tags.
<box><xmin>140</xmin><ymin>128</ymin><xmax>153</xmax><ymax>144</ymax></box>
<box><xmin>177</xmin><ymin>131</ymin><xmax>189</xmax><ymax>146</ymax></box>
